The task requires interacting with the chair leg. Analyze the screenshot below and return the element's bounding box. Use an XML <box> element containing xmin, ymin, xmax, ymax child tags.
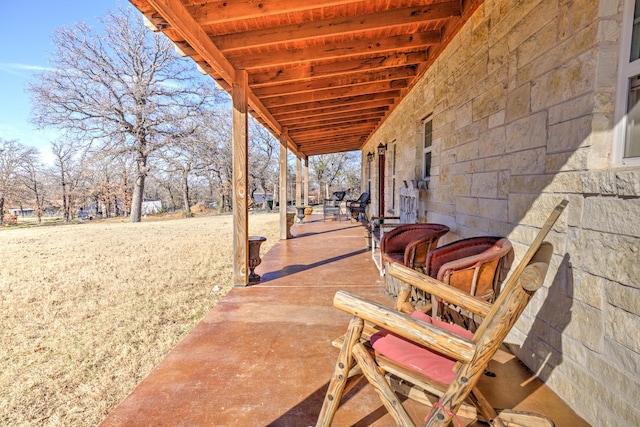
<box><xmin>316</xmin><ymin>317</ymin><xmax>364</xmax><ymax>427</ymax></box>
<box><xmin>341</xmin><ymin>364</ymin><xmax>365</xmax><ymax>395</ymax></box>
<box><xmin>352</xmin><ymin>342</ymin><xmax>416</xmax><ymax>427</ymax></box>
<box><xmin>468</xmin><ymin>387</ymin><xmax>505</xmax><ymax>427</ymax></box>
<box><xmin>424</xmin><ymin>359</ymin><xmax>491</xmax><ymax>426</ymax></box>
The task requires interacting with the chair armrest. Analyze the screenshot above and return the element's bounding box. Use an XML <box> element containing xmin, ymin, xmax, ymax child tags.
<box><xmin>333</xmin><ymin>290</ymin><xmax>475</xmax><ymax>362</ymax></box>
<box><xmin>387</xmin><ymin>262</ymin><xmax>493</xmax><ymax>317</ymax></box>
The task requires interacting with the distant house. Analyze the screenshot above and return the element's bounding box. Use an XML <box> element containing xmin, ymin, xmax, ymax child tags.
<box><xmin>141</xmin><ymin>200</ymin><xmax>163</xmax><ymax>215</ymax></box>
<box><xmin>252</xmin><ymin>193</ymin><xmax>273</xmax><ymax>204</ymax></box>
<box><xmin>8</xmin><ymin>208</ymin><xmax>34</xmax><ymax>218</ymax></box>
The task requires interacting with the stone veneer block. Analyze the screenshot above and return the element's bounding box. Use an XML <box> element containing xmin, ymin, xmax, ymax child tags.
<box><xmin>582</xmin><ymin>197</ymin><xmax>640</xmax><ymax>235</ymax></box>
<box><xmin>616</xmin><ymin>171</ymin><xmax>640</xmax><ymax>196</ymax></box>
<box><xmin>506</xmin><ymin>112</ymin><xmax>547</xmax><ymax>153</ymax></box>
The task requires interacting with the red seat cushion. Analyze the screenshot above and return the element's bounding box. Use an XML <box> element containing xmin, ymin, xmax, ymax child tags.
<box><xmin>370</xmin><ymin>311</ymin><xmax>473</xmax><ymax>385</ymax></box>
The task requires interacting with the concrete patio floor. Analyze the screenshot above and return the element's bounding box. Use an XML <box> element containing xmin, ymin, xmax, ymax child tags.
<box><xmin>100</xmin><ymin>214</ymin><xmax>588</xmax><ymax>426</ymax></box>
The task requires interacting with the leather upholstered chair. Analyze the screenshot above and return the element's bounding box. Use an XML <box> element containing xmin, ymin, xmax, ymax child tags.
<box><xmin>426</xmin><ymin>236</ymin><xmax>513</xmax><ymax>301</ymax></box>
<box><xmin>380</xmin><ymin>223</ymin><xmax>449</xmax><ymax>273</ymax></box>
<box><xmin>420</xmin><ymin>236</ymin><xmax>513</xmax><ymax>330</ymax></box>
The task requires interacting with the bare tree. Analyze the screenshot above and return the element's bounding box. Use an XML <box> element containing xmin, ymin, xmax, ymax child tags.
<box><xmin>198</xmin><ymin>112</ymin><xmax>233</xmax><ymax>212</ymax></box>
<box><xmin>310</xmin><ymin>152</ymin><xmax>359</xmax><ymax>198</ymax></box>
<box><xmin>20</xmin><ymin>149</ymin><xmax>46</xmax><ymax>223</ymax></box>
<box><xmin>51</xmin><ymin>141</ymin><xmax>77</xmax><ymax>222</ymax></box>
<box><xmin>29</xmin><ymin>6</ymin><xmax>222</xmax><ymax>222</ymax></box>
<box><xmin>50</xmin><ymin>140</ymin><xmax>96</xmax><ymax>222</ymax></box>
<box><xmin>81</xmin><ymin>153</ymin><xmax>124</xmax><ymax>218</ymax></box>
<box><xmin>0</xmin><ymin>138</ymin><xmax>39</xmax><ymax>225</ymax></box>
<box><xmin>148</xmin><ymin>169</ymin><xmax>179</xmax><ymax>212</ymax></box>
<box><xmin>157</xmin><ymin>115</ymin><xmax>213</xmax><ymax>217</ymax></box>
<box><xmin>248</xmin><ymin>120</ymin><xmax>278</xmax><ymax>208</ymax></box>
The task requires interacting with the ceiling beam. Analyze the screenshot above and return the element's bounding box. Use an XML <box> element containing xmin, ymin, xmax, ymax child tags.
<box><xmin>227</xmin><ymin>31</ymin><xmax>441</xmax><ymax>70</ymax></box>
<box><xmin>261</xmin><ymin>79</ymin><xmax>408</xmax><ymax>107</ymax></box>
<box><xmin>301</xmin><ymin>139</ymin><xmax>364</xmax><ymax>150</ymax></box>
<box><xmin>301</xmin><ymin>135</ymin><xmax>363</xmax><ymax>152</ymax></box>
<box><xmin>268</xmin><ymin>91</ymin><xmax>400</xmax><ymax>115</ymax></box>
<box><xmin>249</xmin><ymin>52</ymin><xmax>427</xmax><ymax>87</ymax></box>
<box><xmin>214</xmin><ymin>2</ymin><xmax>461</xmax><ymax>52</ymax></box>
<box><xmin>273</xmin><ymin>100</ymin><xmax>391</xmax><ymax>121</ymax></box>
<box><xmin>278</xmin><ymin>108</ymin><xmax>387</xmax><ymax>126</ymax></box>
<box><xmin>187</xmin><ymin>0</ymin><xmax>365</xmax><ymax>26</ymax></box>
<box><xmin>299</xmin><ymin>139</ymin><xmax>366</xmax><ymax>155</ymax></box>
<box><xmin>304</xmin><ymin>146</ymin><xmax>362</xmax><ymax>156</ymax></box>
<box><xmin>289</xmin><ymin>124</ymin><xmax>376</xmax><ymax>140</ymax></box>
<box><xmin>252</xmin><ymin>66</ymin><xmax>416</xmax><ymax>98</ymax></box>
<box><xmin>287</xmin><ymin>118</ymin><xmax>385</xmax><ymax>134</ymax></box>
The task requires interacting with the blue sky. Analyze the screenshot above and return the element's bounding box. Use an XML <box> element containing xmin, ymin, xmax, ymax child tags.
<box><xmin>0</xmin><ymin>1</ymin><xmax>128</xmax><ymax>161</ymax></box>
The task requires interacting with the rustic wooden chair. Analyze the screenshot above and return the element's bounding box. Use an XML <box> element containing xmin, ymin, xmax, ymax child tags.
<box><xmin>316</xmin><ymin>200</ymin><xmax>567</xmax><ymax>427</ymax></box>
<box><xmin>379</xmin><ymin>224</ymin><xmax>450</xmax><ymax>275</ymax></box>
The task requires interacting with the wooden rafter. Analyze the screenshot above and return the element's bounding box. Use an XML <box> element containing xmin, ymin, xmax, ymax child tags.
<box><xmin>187</xmin><ymin>0</ymin><xmax>365</xmax><ymax>26</ymax></box>
<box><xmin>252</xmin><ymin>67</ymin><xmax>417</xmax><ymax>98</ymax></box>
<box><xmin>226</xmin><ymin>32</ymin><xmax>441</xmax><ymax>70</ymax></box>
<box><xmin>248</xmin><ymin>52</ymin><xmax>427</xmax><ymax>87</ymax></box>
<box><xmin>274</xmin><ymin>102</ymin><xmax>391</xmax><ymax>122</ymax></box>
<box><xmin>212</xmin><ymin>2</ymin><xmax>461</xmax><ymax>52</ymax></box>
<box><xmin>279</xmin><ymin>109</ymin><xmax>388</xmax><ymax>127</ymax></box>
<box><xmin>261</xmin><ymin>79</ymin><xmax>409</xmax><ymax>108</ymax></box>
<box><xmin>269</xmin><ymin>92</ymin><xmax>401</xmax><ymax>119</ymax></box>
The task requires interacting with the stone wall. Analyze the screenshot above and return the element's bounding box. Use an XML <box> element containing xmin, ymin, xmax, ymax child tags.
<box><xmin>364</xmin><ymin>0</ymin><xmax>640</xmax><ymax>425</ymax></box>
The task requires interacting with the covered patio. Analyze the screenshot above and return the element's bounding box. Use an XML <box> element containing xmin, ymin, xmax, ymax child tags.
<box><xmin>114</xmin><ymin>1</ymin><xmax>640</xmax><ymax>425</ymax></box>
<box><xmin>100</xmin><ymin>215</ymin><xmax>587</xmax><ymax>426</ymax></box>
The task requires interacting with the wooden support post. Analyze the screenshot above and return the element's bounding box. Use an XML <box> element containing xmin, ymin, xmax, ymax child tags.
<box><xmin>232</xmin><ymin>70</ymin><xmax>249</xmax><ymax>287</ymax></box>
<box><xmin>279</xmin><ymin>130</ymin><xmax>289</xmax><ymax>240</ymax></box>
<box><xmin>304</xmin><ymin>156</ymin><xmax>310</xmax><ymax>207</ymax></box>
<box><xmin>295</xmin><ymin>156</ymin><xmax>302</xmax><ymax>206</ymax></box>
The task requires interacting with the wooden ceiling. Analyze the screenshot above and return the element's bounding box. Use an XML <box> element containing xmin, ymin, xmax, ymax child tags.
<box><xmin>129</xmin><ymin>0</ymin><xmax>482</xmax><ymax>157</ymax></box>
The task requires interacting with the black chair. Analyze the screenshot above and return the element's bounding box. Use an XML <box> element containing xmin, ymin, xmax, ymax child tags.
<box><xmin>346</xmin><ymin>192</ymin><xmax>370</xmax><ymax>222</ymax></box>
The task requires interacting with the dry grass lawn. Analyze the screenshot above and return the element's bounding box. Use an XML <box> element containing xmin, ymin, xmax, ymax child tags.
<box><xmin>0</xmin><ymin>211</ymin><xmax>281</xmax><ymax>426</ymax></box>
